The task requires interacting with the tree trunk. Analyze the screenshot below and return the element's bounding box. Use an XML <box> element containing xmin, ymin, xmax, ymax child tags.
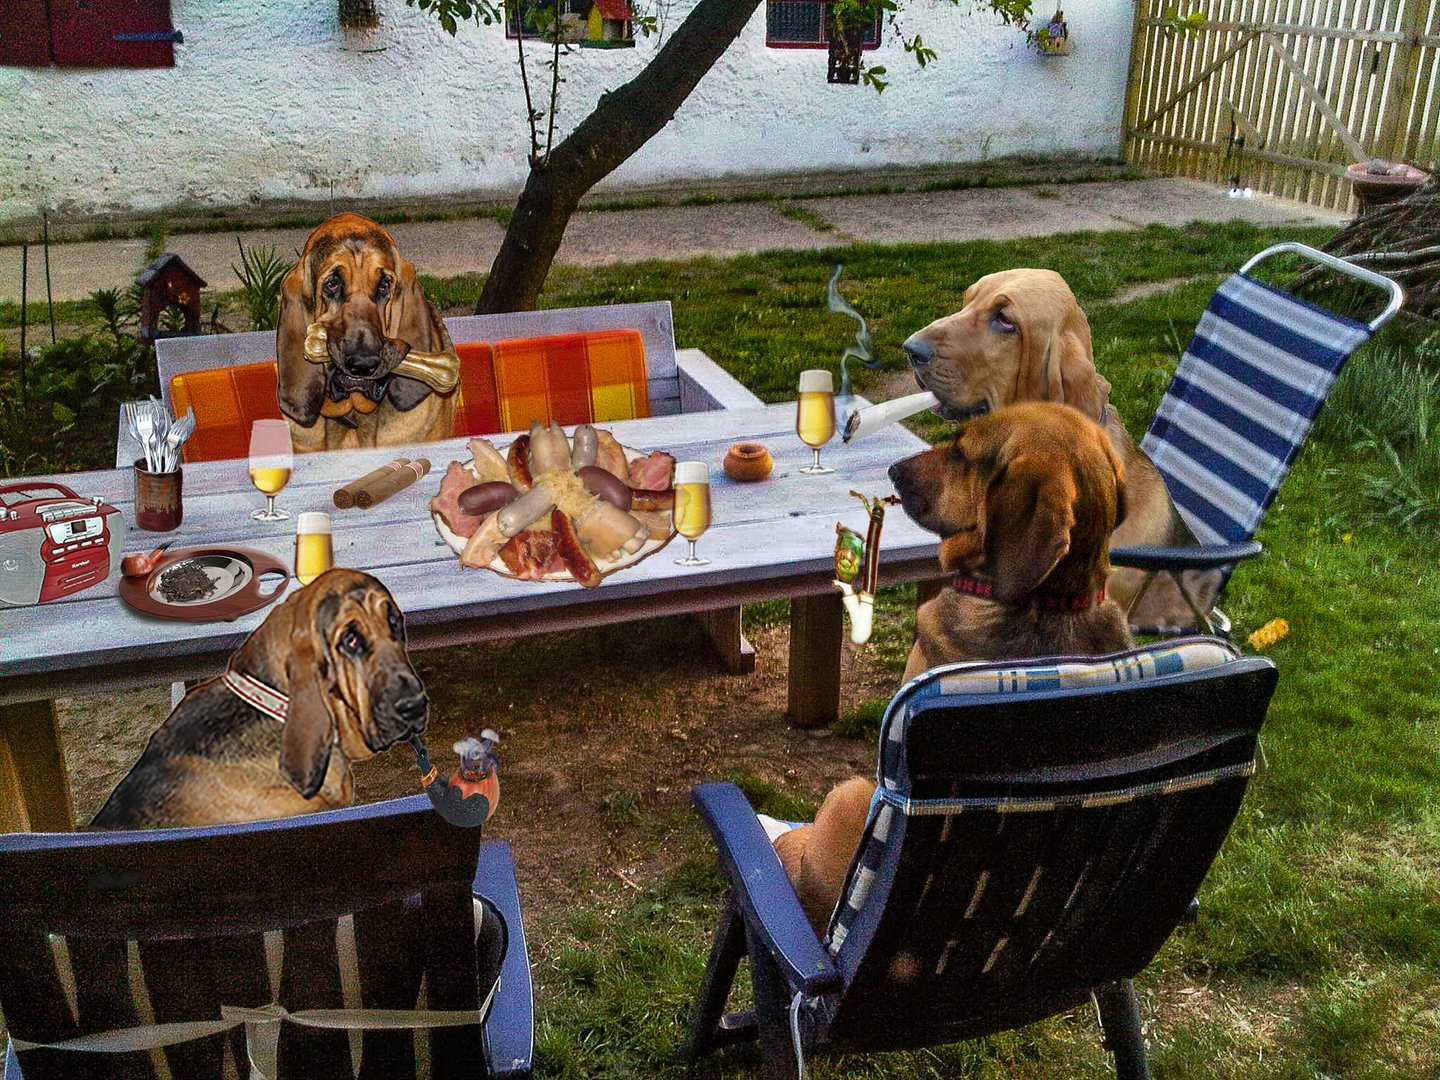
<box><xmin>476</xmin><ymin>0</ymin><xmax>766</xmax><ymax>314</ymax></box>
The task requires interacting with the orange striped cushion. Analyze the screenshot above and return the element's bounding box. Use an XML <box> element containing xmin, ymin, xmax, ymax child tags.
<box><xmin>166</xmin><ymin>331</ymin><xmax>646</xmax><ymax>459</ymax></box>
<box><xmin>170</xmin><ymin>361</ymin><xmax>283</xmax><ymax>463</ymax></box>
<box><xmin>492</xmin><ymin>329</ymin><xmax>649</xmax><ymax>432</ymax></box>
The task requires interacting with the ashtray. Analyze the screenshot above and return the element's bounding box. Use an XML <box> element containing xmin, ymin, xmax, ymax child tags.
<box><xmin>119</xmin><ymin>546</ymin><xmax>290</xmax><ymax>622</ymax></box>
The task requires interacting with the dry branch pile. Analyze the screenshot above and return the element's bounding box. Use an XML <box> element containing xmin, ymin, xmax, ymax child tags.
<box><xmin>1316</xmin><ymin>176</ymin><xmax>1440</xmax><ymax>324</ymax></box>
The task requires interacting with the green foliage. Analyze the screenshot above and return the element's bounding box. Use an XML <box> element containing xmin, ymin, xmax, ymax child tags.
<box><xmin>1163</xmin><ymin>6</ymin><xmax>1208</xmax><ymax>33</ymax></box>
<box><xmin>231</xmin><ymin>240</ymin><xmax>290</xmax><ymax>331</ymax></box>
<box><xmin>143</xmin><ymin>221</ymin><xmax>166</xmax><ymax>263</ymax></box>
<box><xmin>405</xmin><ymin>0</ymin><xmax>504</xmax><ymax>35</ymax></box>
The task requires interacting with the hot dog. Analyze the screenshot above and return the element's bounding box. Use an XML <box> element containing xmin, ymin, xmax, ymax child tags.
<box><xmin>571</xmin><ymin>424</ymin><xmax>599</xmax><ymax>470</ymax></box>
<box><xmin>551</xmin><ymin>507</ymin><xmax>601</xmax><ymax>588</ymax></box>
<box><xmin>497</xmin><ymin>485</ymin><xmax>555</xmax><ymax>537</ymax></box>
<box><xmin>507</xmin><ymin>435</ymin><xmax>533</xmax><ymax>491</ymax></box>
<box><xmin>459</xmin><ymin>481</ymin><xmax>519</xmax><ymax>516</ymax></box>
<box><xmin>628</xmin><ymin>487</ymin><xmax>674</xmax><ymax>511</ymax></box>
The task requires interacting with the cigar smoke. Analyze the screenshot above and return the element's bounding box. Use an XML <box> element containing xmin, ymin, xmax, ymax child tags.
<box><xmin>827</xmin><ymin>264</ymin><xmax>879</xmax><ymax>399</ymax></box>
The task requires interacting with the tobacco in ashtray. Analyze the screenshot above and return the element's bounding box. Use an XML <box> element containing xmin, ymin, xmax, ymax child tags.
<box><xmin>157</xmin><ymin>560</ymin><xmax>217</xmax><ymax>603</ymax></box>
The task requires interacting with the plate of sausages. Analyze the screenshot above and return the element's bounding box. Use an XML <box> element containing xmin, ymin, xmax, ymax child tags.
<box><xmin>429</xmin><ymin>421</ymin><xmax>676</xmax><ymax>588</ymax></box>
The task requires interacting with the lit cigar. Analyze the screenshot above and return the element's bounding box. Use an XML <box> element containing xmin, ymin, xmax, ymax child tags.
<box><xmin>841</xmin><ymin>390</ymin><xmax>939</xmax><ymax>443</ymax></box>
<box><xmin>334</xmin><ymin>457</ymin><xmax>410</xmax><ymax>509</ymax></box>
<box><xmin>355</xmin><ymin>458</ymin><xmax>432</xmax><ymax>509</ymax></box>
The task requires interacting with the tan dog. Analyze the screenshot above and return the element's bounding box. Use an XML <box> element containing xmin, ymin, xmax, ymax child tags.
<box><xmin>775</xmin><ymin>403</ymin><xmax>1134</xmax><ymax>932</ymax></box>
<box><xmin>902</xmin><ymin>268</ymin><xmax>1217</xmax><ymax>626</ymax></box>
<box><xmin>277</xmin><ymin>213</ymin><xmax>457</xmax><ymax>452</ymax></box>
<box><xmin>90</xmin><ymin>570</ymin><xmax>428</xmax><ymax>829</ymax></box>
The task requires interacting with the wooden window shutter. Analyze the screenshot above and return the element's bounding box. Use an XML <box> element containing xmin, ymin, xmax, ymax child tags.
<box><xmin>49</xmin><ymin>0</ymin><xmax>180</xmax><ymax>68</ymax></box>
<box><xmin>0</xmin><ymin>1</ymin><xmax>53</xmax><ymax>66</ymax></box>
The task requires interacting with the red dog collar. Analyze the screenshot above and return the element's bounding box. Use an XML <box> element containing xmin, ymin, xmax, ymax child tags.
<box><xmin>950</xmin><ymin>573</ymin><xmax>1108</xmax><ymax>613</ymax></box>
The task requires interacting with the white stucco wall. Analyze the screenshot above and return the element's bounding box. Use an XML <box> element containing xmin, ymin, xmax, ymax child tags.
<box><xmin>0</xmin><ymin>0</ymin><xmax>1133</xmax><ymax>225</ymax></box>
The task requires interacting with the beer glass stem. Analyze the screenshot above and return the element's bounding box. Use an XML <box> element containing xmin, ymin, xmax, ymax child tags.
<box><xmin>687</xmin><ymin>539</ymin><xmax>698</xmax><ymax>562</ymax></box>
<box><xmin>265</xmin><ymin>494</ymin><xmax>276</xmax><ymax>518</ymax></box>
<box><xmin>811</xmin><ymin>448</ymin><xmax>823</xmax><ymax>472</ymax></box>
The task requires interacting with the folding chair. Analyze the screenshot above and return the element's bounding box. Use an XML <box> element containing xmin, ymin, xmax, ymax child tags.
<box><xmin>683</xmin><ymin>639</ymin><xmax>1278</xmax><ymax>1080</ymax></box>
<box><xmin>0</xmin><ymin>796</ymin><xmax>533</xmax><ymax>1080</ymax></box>
<box><xmin>1111</xmin><ymin>241</ymin><xmax>1405</xmax><ymax>634</ymax></box>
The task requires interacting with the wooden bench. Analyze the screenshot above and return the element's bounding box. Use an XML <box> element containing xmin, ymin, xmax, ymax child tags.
<box><xmin>116</xmin><ymin>301</ymin><xmax>758</xmax><ymax>465</ymax></box>
<box><xmin>114</xmin><ymin>301</ymin><xmax>763</xmax><ymax>676</ymax></box>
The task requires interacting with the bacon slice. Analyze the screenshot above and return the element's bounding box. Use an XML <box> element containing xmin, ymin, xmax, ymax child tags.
<box><xmin>430</xmin><ymin>461</ymin><xmax>484</xmax><ymax>539</ymax></box>
<box><xmin>628</xmin><ymin>451</ymin><xmax>675</xmax><ymax>491</ymax></box>
<box><xmin>551</xmin><ymin>507</ymin><xmax>602</xmax><ymax>588</ymax></box>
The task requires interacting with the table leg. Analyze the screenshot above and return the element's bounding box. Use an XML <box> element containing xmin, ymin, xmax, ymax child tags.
<box><xmin>0</xmin><ymin>699</ymin><xmax>75</xmax><ymax>832</ymax></box>
<box><xmin>695</xmin><ymin>607</ymin><xmax>756</xmax><ymax>675</ymax></box>
<box><xmin>787</xmin><ymin>593</ymin><xmax>843</xmax><ymax>728</ymax></box>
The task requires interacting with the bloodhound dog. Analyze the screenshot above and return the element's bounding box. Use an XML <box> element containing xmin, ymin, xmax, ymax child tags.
<box><xmin>90</xmin><ymin>569</ymin><xmax>428</xmax><ymax>829</ymax></box>
<box><xmin>901</xmin><ymin>268</ymin><xmax>1218</xmax><ymax>626</ymax></box>
<box><xmin>774</xmin><ymin>403</ymin><xmax>1134</xmax><ymax>932</ymax></box>
<box><xmin>277</xmin><ymin>213</ymin><xmax>458</xmax><ymax>453</ymax></box>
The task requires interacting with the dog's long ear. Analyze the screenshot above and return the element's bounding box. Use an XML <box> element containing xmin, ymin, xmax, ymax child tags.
<box><xmin>984</xmin><ymin>453</ymin><xmax>1075</xmax><ymax>602</ymax></box>
<box><xmin>385</xmin><ymin>255</ymin><xmax>452</xmax><ymax>411</ymax></box>
<box><xmin>276</xmin><ymin>258</ymin><xmax>326</xmax><ymax>426</ymax></box>
<box><xmin>1053</xmin><ymin>302</ymin><xmax>1110</xmax><ymax>422</ymax></box>
<box><xmin>1019</xmin><ymin>282</ymin><xmax>1110</xmax><ymax>422</ymax></box>
<box><xmin>279</xmin><ymin>586</ymin><xmax>342</xmax><ymax>799</ymax></box>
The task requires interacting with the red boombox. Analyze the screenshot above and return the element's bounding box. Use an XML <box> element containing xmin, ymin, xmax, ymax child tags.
<box><xmin>0</xmin><ymin>482</ymin><xmax>126</xmax><ymax>608</ymax></box>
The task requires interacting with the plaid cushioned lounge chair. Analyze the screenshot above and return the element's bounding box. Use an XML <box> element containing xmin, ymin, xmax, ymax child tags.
<box><xmin>0</xmin><ymin>796</ymin><xmax>533</xmax><ymax>1080</ymax></box>
<box><xmin>683</xmin><ymin>639</ymin><xmax>1278</xmax><ymax>1080</ymax></box>
<box><xmin>1111</xmin><ymin>241</ymin><xmax>1404</xmax><ymax>634</ymax></box>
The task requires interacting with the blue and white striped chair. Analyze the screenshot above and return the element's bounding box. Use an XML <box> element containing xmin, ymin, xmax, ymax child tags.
<box><xmin>1111</xmin><ymin>242</ymin><xmax>1404</xmax><ymax>634</ymax></box>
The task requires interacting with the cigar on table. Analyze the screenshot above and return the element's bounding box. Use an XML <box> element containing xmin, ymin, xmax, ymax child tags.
<box><xmin>334</xmin><ymin>458</ymin><xmax>410</xmax><ymax>509</ymax></box>
<box><xmin>355</xmin><ymin>458</ymin><xmax>432</xmax><ymax>509</ymax></box>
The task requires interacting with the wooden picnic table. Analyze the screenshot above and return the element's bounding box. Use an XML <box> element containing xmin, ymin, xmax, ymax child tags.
<box><xmin>0</xmin><ymin>402</ymin><xmax>942</xmax><ymax>832</ymax></box>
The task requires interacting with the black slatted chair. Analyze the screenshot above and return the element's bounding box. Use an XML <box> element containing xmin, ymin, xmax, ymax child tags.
<box><xmin>684</xmin><ymin>638</ymin><xmax>1277</xmax><ymax>1080</ymax></box>
<box><xmin>0</xmin><ymin>795</ymin><xmax>533</xmax><ymax>1080</ymax></box>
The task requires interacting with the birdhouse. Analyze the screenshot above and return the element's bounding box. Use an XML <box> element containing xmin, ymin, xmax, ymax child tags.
<box><xmin>135</xmin><ymin>253</ymin><xmax>206</xmax><ymax>344</ymax></box>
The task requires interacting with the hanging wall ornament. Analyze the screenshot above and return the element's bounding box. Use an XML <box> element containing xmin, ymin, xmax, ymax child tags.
<box><xmin>827</xmin><ymin>10</ymin><xmax>863</xmax><ymax>84</ymax></box>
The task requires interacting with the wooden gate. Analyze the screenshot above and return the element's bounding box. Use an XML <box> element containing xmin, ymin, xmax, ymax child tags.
<box><xmin>1124</xmin><ymin>0</ymin><xmax>1440</xmax><ymax>210</ymax></box>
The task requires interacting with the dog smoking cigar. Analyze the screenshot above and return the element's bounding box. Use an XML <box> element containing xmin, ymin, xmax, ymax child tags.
<box><xmin>842</xmin><ymin>389</ymin><xmax>940</xmax><ymax>443</ymax></box>
<box><xmin>355</xmin><ymin>458</ymin><xmax>431</xmax><ymax>509</ymax></box>
<box><xmin>334</xmin><ymin>457</ymin><xmax>410</xmax><ymax>509</ymax></box>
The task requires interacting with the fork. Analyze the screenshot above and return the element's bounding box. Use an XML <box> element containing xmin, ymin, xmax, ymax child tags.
<box><xmin>134</xmin><ymin>407</ymin><xmax>156</xmax><ymax>472</ymax></box>
<box><xmin>162</xmin><ymin>408</ymin><xmax>195</xmax><ymax>471</ymax></box>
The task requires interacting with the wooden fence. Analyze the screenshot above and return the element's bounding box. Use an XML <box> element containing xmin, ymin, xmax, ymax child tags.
<box><xmin>1124</xmin><ymin>0</ymin><xmax>1440</xmax><ymax>211</ymax></box>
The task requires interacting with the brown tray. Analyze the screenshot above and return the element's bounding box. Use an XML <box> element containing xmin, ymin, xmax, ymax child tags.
<box><xmin>118</xmin><ymin>546</ymin><xmax>290</xmax><ymax>622</ymax></box>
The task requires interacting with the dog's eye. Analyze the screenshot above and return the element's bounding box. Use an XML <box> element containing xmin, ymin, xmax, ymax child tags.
<box><xmin>340</xmin><ymin>626</ymin><xmax>368</xmax><ymax>657</ymax></box>
<box><xmin>323</xmin><ymin>275</ymin><xmax>344</xmax><ymax>301</ymax></box>
<box><xmin>387</xmin><ymin>603</ymin><xmax>404</xmax><ymax>641</ymax></box>
<box><xmin>375</xmin><ymin>275</ymin><xmax>391</xmax><ymax>302</ymax></box>
<box><xmin>990</xmin><ymin>309</ymin><xmax>1016</xmax><ymax>333</ymax></box>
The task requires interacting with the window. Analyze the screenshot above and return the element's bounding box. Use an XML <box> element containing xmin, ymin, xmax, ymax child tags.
<box><xmin>0</xmin><ymin>0</ymin><xmax>180</xmax><ymax>67</ymax></box>
<box><xmin>506</xmin><ymin>0</ymin><xmax>635</xmax><ymax>47</ymax></box>
<box><xmin>766</xmin><ymin>1</ymin><xmax>881</xmax><ymax>50</ymax></box>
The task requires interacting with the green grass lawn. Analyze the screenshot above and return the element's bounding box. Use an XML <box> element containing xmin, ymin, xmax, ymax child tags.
<box><xmin>513</xmin><ymin>225</ymin><xmax>1440</xmax><ymax>1078</ymax></box>
<box><xmin>4</xmin><ymin>222</ymin><xmax>1438</xmax><ymax>1076</ymax></box>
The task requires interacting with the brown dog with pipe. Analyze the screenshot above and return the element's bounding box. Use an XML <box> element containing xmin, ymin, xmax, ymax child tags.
<box><xmin>90</xmin><ymin>570</ymin><xmax>428</xmax><ymax>829</ymax></box>
<box><xmin>775</xmin><ymin>403</ymin><xmax>1134</xmax><ymax>932</ymax></box>
<box><xmin>277</xmin><ymin>213</ymin><xmax>458</xmax><ymax>452</ymax></box>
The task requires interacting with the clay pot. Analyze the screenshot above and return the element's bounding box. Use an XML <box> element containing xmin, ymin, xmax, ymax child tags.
<box><xmin>723</xmin><ymin>442</ymin><xmax>773</xmax><ymax>482</ymax></box>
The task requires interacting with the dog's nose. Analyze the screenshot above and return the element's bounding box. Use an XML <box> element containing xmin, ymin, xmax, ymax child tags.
<box><xmin>903</xmin><ymin>335</ymin><xmax>935</xmax><ymax>368</ymax></box>
<box><xmin>346</xmin><ymin>352</ymin><xmax>381</xmax><ymax>377</ymax></box>
<box><xmin>394</xmin><ymin>693</ymin><xmax>428</xmax><ymax>724</ymax></box>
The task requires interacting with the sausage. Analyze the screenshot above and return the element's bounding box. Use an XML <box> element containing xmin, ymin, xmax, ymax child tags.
<box><xmin>551</xmin><ymin>508</ymin><xmax>601</xmax><ymax>589</ymax></box>
<box><xmin>571</xmin><ymin>425</ymin><xmax>599</xmax><ymax>470</ymax></box>
<box><xmin>628</xmin><ymin>487</ymin><xmax>674</xmax><ymax>512</ymax></box>
<box><xmin>507</xmin><ymin>435</ymin><xmax>533</xmax><ymax>491</ymax></box>
<box><xmin>459</xmin><ymin>481</ymin><xmax>519</xmax><ymax>516</ymax></box>
<box><xmin>497</xmin><ymin>485</ymin><xmax>555</xmax><ymax>537</ymax></box>
<box><xmin>578</xmin><ymin>465</ymin><xmax>632</xmax><ymax>512</ymax></box>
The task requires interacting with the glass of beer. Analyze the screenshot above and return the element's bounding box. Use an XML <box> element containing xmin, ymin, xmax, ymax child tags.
<box><xmin>796</xmin><ymin>369</ymin><xmax>837</xmax><ymax>475</ymax></box>
<box><xmin>295</xmin><ymin>512</ymin><xmax>335</xmax><ymax>585</ymax></box>
<box><xmin>248</xmin><ymin>419</ymin><xmax>293</xmax><ymax>522</ymax></box>
<box><xmin>673</xmin><ymin>460</ymin><xmax>712</xmax><ymax>566</ymax></box>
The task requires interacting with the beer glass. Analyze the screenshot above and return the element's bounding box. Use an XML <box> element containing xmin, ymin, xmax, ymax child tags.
<box><xmin>795</xmin><ymin>369</ymin><xmax>837</xmax><ymax>475</ymax></box>
<box><xmin>295</xmin><ymin>512</ymin><xmax>335</xmax><ymax>585</ymax></box>
<box><xmin>248</xmin><ymin>419</ymin><xmax>293</xmax><ymax>522</ymax></box>
<box><xmin>673</xmin><ymin>460</ymin><xmax>712</xmax><ymax>566</ymax></box>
